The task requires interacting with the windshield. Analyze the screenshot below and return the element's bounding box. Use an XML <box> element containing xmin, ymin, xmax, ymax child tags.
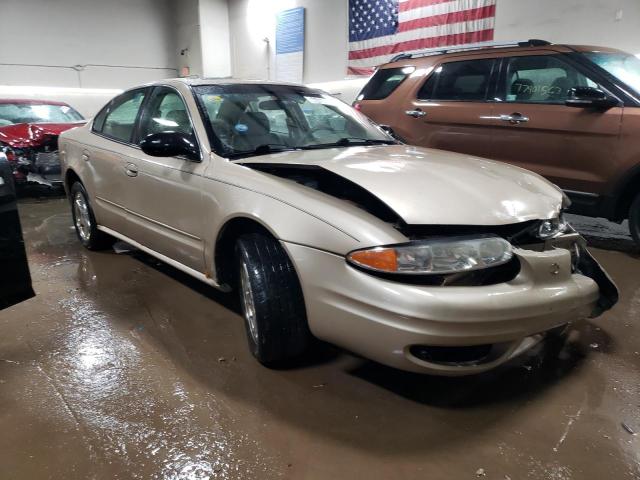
<box><xmin>582</xmin><ymin>51</ymin><xmax>640</xmax><ymax>96</ymax></box>
<box><xmin>0</xmin><ymin>103</ymin><xmax>84</xmax><ymax>126</ymax></box>
<box><xmin>192</xmin><ymin>84</ymin><xmax>395</xmax><ymax>158</ymax></box>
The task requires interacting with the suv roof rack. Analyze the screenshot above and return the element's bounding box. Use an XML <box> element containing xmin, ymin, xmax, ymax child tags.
<box><xmin>389</xmin><ymin>39</ymin><xmax>552</xmax><ymax>62</ymax></box>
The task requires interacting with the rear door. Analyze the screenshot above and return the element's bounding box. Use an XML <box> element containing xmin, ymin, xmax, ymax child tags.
<box><xmin>394</xmin><ymin>56</ymin><xmax>497</xmax><ymax>159</ymax></box>
<box><xmin>490</xmin><ymin>53</ymin><xmax>623</xmax><ymax>195</ymax></box>
<box><xmin>124</xmin><ymin>86</ymin><xmax>207</xmax><ymax>272</ymax></box>
<box><xmin>87</xmin><ymin>89</ymin><xmax>148</xmax><ymax>235</ymax></box>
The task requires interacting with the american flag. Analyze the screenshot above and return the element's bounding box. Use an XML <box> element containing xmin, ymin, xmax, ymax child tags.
<box><xmin>348</xmin><ymin>0</ymin><xmax>497</xmax><ymax>75</ymax></box>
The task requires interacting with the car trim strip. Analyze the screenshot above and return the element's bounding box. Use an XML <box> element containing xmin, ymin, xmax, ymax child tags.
<box><xmin>96</xmin><ymin>225</ymin><xmax>228</xmax><ymax>291</ymax></box>
<box><xmin>563</xmin><ymin>189</ymin><xmax>599</xmax><ymax>198</ymax></box>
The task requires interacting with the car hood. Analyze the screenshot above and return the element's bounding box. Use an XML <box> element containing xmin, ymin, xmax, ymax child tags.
<box><xmin>0</xmin><ymin>121</ymin><xmax>85</xmax><ymax>148</ymax></box>
<box><xmin>237</xmin><ymin>145</ymin><xmax>563</xmax><ymax>226</ymax></box>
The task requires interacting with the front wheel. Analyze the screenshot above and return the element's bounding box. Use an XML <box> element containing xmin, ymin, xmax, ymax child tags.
<box><xmin>70</xmin><ymin>181</ymin><xmax>114</xmax><ymax>250</ymax></box>
<box><xmin>235</xmin><ymin>232</ymin><xmax>311</xmax><ymax>366</ymax></box>
<box><xmin>630</xmin><ymin>193</ymin><xmax>640</xmax><ymax>247</ymax></box>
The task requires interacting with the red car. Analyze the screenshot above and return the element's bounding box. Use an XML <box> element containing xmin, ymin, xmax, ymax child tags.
<box><xmin>0</xmin><ymin>99</ymin><xmax>85</xmax><ymax>187</ymax></box>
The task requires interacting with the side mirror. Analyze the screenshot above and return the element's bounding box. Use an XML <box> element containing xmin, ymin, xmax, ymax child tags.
<box><xmin>565</xmin><ymin>86</ymin><xmax>619</xmax><ymax>110</ymax></box>
<box><xmin>140</xmin><ymin>132</ymin><xmax>200</xmax><ymax>161</ymax></box>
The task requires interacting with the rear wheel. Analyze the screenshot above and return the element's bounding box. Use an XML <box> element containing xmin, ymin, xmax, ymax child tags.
<box><xmin>235</xmin><ymin>232</ymin><xmax>311</xmax><ymax>365</ymax></box>
<box><xmin>70</xmin><ymin>181</ymin><xmax>114</xmax><ymax>250</ymax></box>
<box><xmin>630</xmin><ymin>193</ymin><xmax>640</xmax><ymax>247</ymax></box>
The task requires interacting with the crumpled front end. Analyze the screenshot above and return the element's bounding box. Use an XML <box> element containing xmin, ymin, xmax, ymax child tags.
<box><xmin>0</xmin><ymin>121</ymin><xmax>84</xmax><ymax>188</ymax></box>
<box><xmin>283</xmin><ymin>224</ymin><xmax>618</xmax><ymax>376</ymax></box>
<box><xmin>1</xmin><ymin>140</ymin><xmax>63</xmax><ymax>187</ymax></box>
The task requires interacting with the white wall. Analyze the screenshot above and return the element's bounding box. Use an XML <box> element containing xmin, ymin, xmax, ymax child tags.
<box><xmin>228</xmin><ymin>0</ymin><xmax>348</xmax><ymax>83</ymax></box>
<box><xmin>176</xmin><ymin>0</ymin><xmax>204</xmax><ymax>78</ymax></box>
<box><xmin>0</xmin><ymin>0</ymin><xmax>179</xmax><ymax>89</ymax></box>
<box><xmin>3</xmin><ymin>0</ymin><xmax>639</xmax><ymax>89</ymax></box>
<box><xmin>494</xmin><ymin>0</ymin><xmax>640</xmax><ymax>56</ymax></box>
<box><xmin>227</xmin><ymin>0</ymin><xmax>640</xmax><ymax>84</ymax></box>
<box><xmin>199</xmin><ymin>0</ymin><xmax>232</xmax><ymax>78</ymax></box>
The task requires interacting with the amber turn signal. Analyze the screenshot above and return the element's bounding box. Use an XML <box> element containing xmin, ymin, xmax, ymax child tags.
<box><xmin>348</xmin><ymin>248</ymin><xmax>398</xmax><ymax>272</ymax></box>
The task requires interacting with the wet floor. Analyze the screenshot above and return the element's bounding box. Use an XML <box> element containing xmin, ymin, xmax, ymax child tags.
<box><xmin>1</xmin><ymin>196</ymin><xmax>639</xmax><ymax>480</ymax></box>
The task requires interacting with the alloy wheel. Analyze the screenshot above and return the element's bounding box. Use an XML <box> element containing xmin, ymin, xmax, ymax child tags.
<box><xmin>240</xmin><ymin>260</ymin><xmax>259</xmax><ymax>343</ymax></box>
<box><xmin>73</xmin><ymin>191</ymin><xmax>92</xmax><ymax>242</ymax></box>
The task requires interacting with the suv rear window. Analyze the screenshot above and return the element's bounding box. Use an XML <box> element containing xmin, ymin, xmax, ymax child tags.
<box><xmin>418</xmin><ymin>59</ymin><xmax>495</xmax><ymax>101</ymax></box>
<box><xmin>358</xmin><ymin>67</ymin><xmax>412</xmax><ymax>100</ymax></box>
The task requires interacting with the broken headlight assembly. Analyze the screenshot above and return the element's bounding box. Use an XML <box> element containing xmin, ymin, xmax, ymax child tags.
<box><xmin>347</xmin><ymin>235</ymin><xmax>513</xmax><ymax>275</ymax></box>
<box><xmin>538</xmin><ymin>192</ymin><xmax>571</xmax><ymax>240</ymax></box>
<box><xmin>537</xmin><ymin>212</ymin><xmax>569</xmax><ymax>239</ymax></box>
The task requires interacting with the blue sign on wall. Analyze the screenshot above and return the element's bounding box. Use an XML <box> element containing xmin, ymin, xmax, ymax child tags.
<box><xmin>275</xmin><ymin>7</ymin><xmax>305</xmax><ymax>82</ymax></box>
<box><xmin>276</xmin><ymin>7</ymin><xmax>305</xmax><ymax>54</ymax></box>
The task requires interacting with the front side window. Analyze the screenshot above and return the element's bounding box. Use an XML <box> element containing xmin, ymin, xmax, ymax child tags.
<box><xmin>138</xmin><ymin>88</ymin><xmax>194</xmax><ymax>139</ymax></box>
<box><xmin>95</xmin><ymin>89</ymin><xmax>146</xmax><ymax>143</ymax></box>
<box><xmin>418</xmin><ymin>59</ymin><xmax>494</xmax><ymax>101</ymax></box>
<box><xmin>193</xmin><ymin>84</ymin><xmax>395</xmax><ymax>159</ymax></box>
<box><xmin>503</xmin><ymin>55</ymin><xmax>598</xmax><ymax>104</ymax></box>
<box><xmin>0</xmin><ymin>103</ymin><xmax>83</xmax><ymax>126</ymax></box>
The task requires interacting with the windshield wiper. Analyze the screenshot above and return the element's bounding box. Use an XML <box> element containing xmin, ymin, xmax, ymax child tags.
<box><xmin>301</xmin><ymin>137</ymin><xmax>397</xmax><ymax>149</ymax></box>
<box><xmin>227</xmin><ymin>143</ymin><xmax>299</xmax><ymax>159</ymax></box>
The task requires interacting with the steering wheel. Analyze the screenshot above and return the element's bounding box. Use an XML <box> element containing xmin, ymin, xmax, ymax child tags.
<box><xmin>301</xmin><ymin>127</ymin><xmax>335</xmax><ymax>144</ymax></box>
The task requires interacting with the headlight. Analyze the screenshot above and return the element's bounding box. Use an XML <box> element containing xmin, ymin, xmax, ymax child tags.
<box><xmin>347</xmin><ymin>235</ymin><xmax>513</xmax><ymax>275</ymax></box>
<box><xmin>538</xmin><ymin>212</ymin><xmax>569</xmax><ymax>239</ymax></box>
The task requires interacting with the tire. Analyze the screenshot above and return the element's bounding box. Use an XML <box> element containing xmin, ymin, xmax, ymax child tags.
<box><xmin>70</xmin><ymin>181</ymin><xmax>114</xmax><ymax>250</ymax></box>
<box><xmin>630</xmin><ymin>193</ymin><xmax>640</xmax><ymax>247</ymax></box>
<box><xmin>235</xmin><ymin>232</ymin><xmax>311</xmax><ymax>365</ymax></box>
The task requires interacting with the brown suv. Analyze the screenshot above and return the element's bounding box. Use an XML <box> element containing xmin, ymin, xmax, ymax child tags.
<box><xmin>355</xmin><ymin>39</ymin><xmax>640</xmax><ymax>246</ymax></box>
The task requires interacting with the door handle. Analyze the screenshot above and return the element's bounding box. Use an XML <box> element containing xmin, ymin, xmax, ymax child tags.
<box><xmin>125</xmin><ymin>163</ymin><xmax>138</xmax><ymax>177</ymax></box>
<box><xmin>405</xmin><ymin>109</ymin><xmax>427</xmax><ymax>118</ymax></box>
<box><xmin>500</xmin><ymin>113</ymin><xmax>529</xmax><ymax>124</ymax></box>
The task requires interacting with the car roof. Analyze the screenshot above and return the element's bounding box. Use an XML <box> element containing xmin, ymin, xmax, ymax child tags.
<box><xmin>129</xmin><ymin>77</ymin><xmax>310</xmax><ymax>91</ymax></box>
<box><xmin>0</xmin><ymin>98</ymin><xmax>71</xmax><ymax>106</ymax></box>
<box><xmin>380</xmin><ymin>42</ymin><xmax>629</xmax><ymax>70</ymax></box>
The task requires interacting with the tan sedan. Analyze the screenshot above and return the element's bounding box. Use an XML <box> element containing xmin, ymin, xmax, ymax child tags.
<box><xmin>59</xmin><ymin>79</ymin><xmax>617</xmax><ymax>375</ymax></box>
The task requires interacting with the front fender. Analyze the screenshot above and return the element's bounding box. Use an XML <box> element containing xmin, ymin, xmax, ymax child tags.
<box><xmin>201</xmin><ymin>171</ymin><xmax>408</xmax><ymax>284</ymax></box>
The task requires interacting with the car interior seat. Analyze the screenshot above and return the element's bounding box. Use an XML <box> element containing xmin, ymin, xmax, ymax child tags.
<box><xmin>547</xmin><ymin>76</ymin><xmax>571</xmax><ymax>102</ymax></box>
<box><xmin>510</xmin><ymin>78</ymin><xmax>534</xmax><ymax>101</ymax></box>
<box><xmin>231</xmin><ymin>111</ymin><xmax>279</xmax><ymax>151</ymax></box>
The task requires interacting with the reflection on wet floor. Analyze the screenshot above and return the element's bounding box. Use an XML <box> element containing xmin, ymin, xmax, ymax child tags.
<box><xmin>1</xmin><ymin>195</ymin><xmax>639</xmax><ymax>480</ymax></box>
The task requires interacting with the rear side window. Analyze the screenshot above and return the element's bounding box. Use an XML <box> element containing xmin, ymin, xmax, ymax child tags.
<box><xmin>358</xmin><ymin>67</ymin><xmax>412</xmax><ymax>100</ymax></box>
<box><xmin>93</xmin><ymin>89</ymin><xmax>146</xmax><ymax>143</ymax></box>
<box><xmin>418</xmin><ymin>59</ymin><xmax>495</xmax><ymax>101</ymax></box>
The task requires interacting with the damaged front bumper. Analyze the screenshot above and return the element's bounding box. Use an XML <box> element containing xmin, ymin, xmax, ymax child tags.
<box><xmin>2</xmin><ymin>147</ymin><xmax>63</xmax><ymax>187</ymax></box>
<box><xmin>283</xmin><ymin>232</ymin><xmax>618</xmax><ymax>376</ymax></box>
<box><xmin>536</xmin><ymin>230</ymin><xmax>618</xmax><ymax>316</ymax></box>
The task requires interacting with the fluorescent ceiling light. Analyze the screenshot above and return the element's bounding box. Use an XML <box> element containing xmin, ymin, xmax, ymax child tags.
<box><xmin>0</xmin><ymin>85</ymin><xmax>123</xmax><ymax>96</ymax></box>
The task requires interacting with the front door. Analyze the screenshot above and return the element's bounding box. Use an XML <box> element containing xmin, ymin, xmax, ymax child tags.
<box><xmin>490</xmin><ymin>53</ymin><xmax>623</xmax><ymax>196</ymax></box>
<box><xmin>124</xmin><ymin>86</ymin><xmax>207</xmax><ymax>272</ymax></box>
<box><xmin>397</xmin><ymin>56</ymin><xmax>497</xmax><ymax>159</ymax></box>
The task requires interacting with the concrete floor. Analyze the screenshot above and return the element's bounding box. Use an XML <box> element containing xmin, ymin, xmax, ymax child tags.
<box><xmin>1</xmin><ymin>196</ymin><xmax>639</xmax><ymax>480</ymax></box>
